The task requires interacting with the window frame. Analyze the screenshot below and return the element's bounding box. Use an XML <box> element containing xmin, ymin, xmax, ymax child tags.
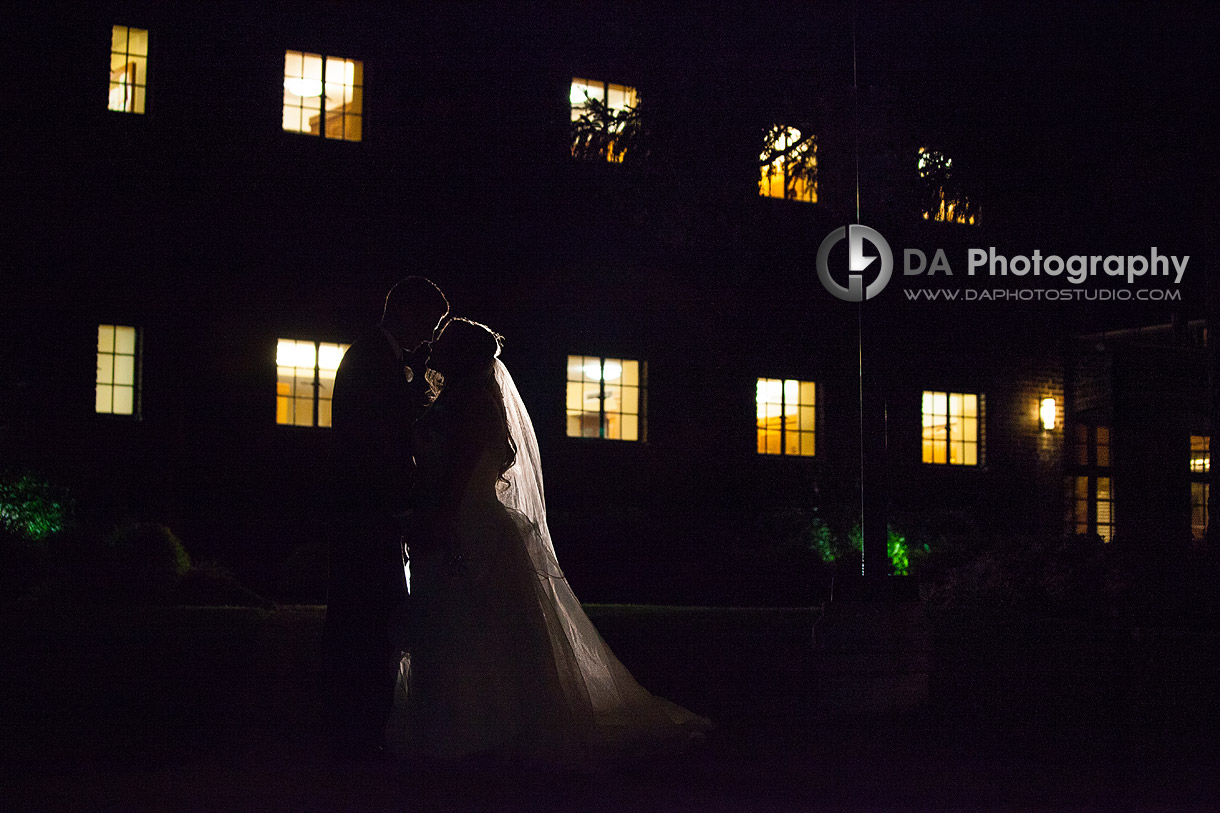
<box><xmin>1066</xmin><ymin>424</ymin><xmax>1115</xmax><ymax>542</ymax></box>
<box><xmin>275</xmin><ymin>338</ymin><xmax>349</xmax><ymax>429</ymax></box>
<box><xmin>95</xmin><ymin>324</ymin><xmax>142</xmax><ymax>419</ymax></box>
<box><xmin>569</xmin><ymin>77</ymin><xmax>640</xmax><ymax>163</ymax></box>
<box><xmin>282</xmin><ymin>50</ymin><xmax>364</xmax><ymax>142</ymax></box>
<box><xmin>756</xmin><ymin>377</ymin><xmax>817</xmax><ymax>457</ymax></box>
<box><xmin>565</xmin><ymin>355</ymin><xmax>647</xmax><ymax>442</ymax></box>
<box><xmin>1190</xmin><ymin>434</ymin><xmax>1210</xmax><ymax>542</ymax></box>
<box><xmin>920</xmin><ymin>390</ymin><xmax>982</xmax><ymax>466</ymax></box>
<box><xmin>108</xmin><ymin>25</ymin><xmax>149</xmax><ymax>115</ymax></box>
<box><xmin>759</xmin><ymin>124</ymin><xmax>818</xmax><ymax>203</ymax></box>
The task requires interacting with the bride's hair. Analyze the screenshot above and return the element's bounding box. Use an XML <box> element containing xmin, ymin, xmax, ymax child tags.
<box><xmin>429</xmin><ymin>317</ymin><xmax>516</xmax><ymax>476</ymax></box>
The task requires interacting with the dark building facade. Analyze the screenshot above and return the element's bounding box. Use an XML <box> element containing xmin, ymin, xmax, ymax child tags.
<box><xmin>2</xmin><ymin>2</ymin><xmax>1211</xmax><ymax>601</ymax></box>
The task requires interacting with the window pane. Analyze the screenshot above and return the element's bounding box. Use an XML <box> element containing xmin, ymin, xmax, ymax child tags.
<box><xmin>582</xmin><ymin>381</ymin><xmax>600</xmax><ymax>411</ymax></box>
<box><xmin>566</xmin><ymin>355</ymin><xmax>584</xmax><ymax>382</ymax></box>
<box><xmin>603</xmin><ymin>382</ymin><xmax>621</xmax><ymax>413</ymax></box>
<box><xmin>112</xmin><ymin>385</ymin><xmax>134</xmax><ymax>415</ymax></box>
<box><xmin>114</xmin><ymin>326</ymin><xmax>136</xmax><ymax>356</ymax></box>
<box><xmin>113</xmin><ymin>354</ymin><xmax>135</xmax><ymax>386</ymax></box>
<box><xmin>111</xmin><ymin>25</ymin><xmax>129</xmax><ymax>54</ymax></box>
<box><xmin>98</xmin><ymin>324</ymin><xmax>115</xmax><ymax>353</ymax></box>
<box><xmin>97</xmin><ymin>355</ymin><xmax>114</xmax><ymax>385</ymax></box>
<box><xmin>96</xmin><ymin>385</ymin><xmax>113</xmax><ymax>413</ymax></box>
<box><xmin>621</xmin><ymin>385</ymin><xmax>638</xmax><ymax>415</ymax></box>
<box><xmin>566</xmin><ymin>381</ymin><xmax>583</xmax><ymax>412</ymax></box>
<box><xmin>799</xmin><ymin>432</ymin><xmax>815</xmax><ymax>457</ymax></box>
<box><xmin>799</xmin><ymin>405</ymin><xmax>815</xmax><ymax>432</ymax></box>
<box><xmin>1096</xmin><ymin>443</ymin><xmax>1110</xmax><ymax>468</ymax></box>
<box><xmin>582</xmin><ymin>357</ymin><xmax>601</xmax><ymax>382</ymax></box>
<box><xmin>570</xmin><ymin>78</ymin><xmax>601</xmax><ymax>114</ymax></box>
<box><xmin>127</xmin><ymin>27</ymin><xmax>148</xmax><ymax>57</ymax></box>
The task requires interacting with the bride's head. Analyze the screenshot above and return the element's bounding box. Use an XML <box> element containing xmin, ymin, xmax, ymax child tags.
<box><xmin>428</xmin><ymin>317</ymin><xmax>503</xmax><ymax>386</ymax></box>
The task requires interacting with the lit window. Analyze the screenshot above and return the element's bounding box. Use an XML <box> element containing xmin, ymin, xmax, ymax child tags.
<box><xmin>759</xmin><ymin>126</ymin><xmax>817</xmax><ymax>203</ymax></box>
<box><xmin>1191</xmin><ymin>435</ymin><xmax>1210</xmax><ymax>542</ymax></box>
<box><xmin>1066</xmin><ymin>425</ymin><xmax>1114</xmax><ymax>541</ymax></box>
<box><xmin>566</xmin><ymin>356</ymin><xmax>645</xmax><ymax>441</ymax></box>
<box><xmin>756</xmin><ymin>378</ymin><xmax>815</xmax><ymax>456</ymax></box>
<box><xmin>283</xmin><ymin>51</ymin><xmax>363</xmax><ymax>141</ymax></box>
<box><xmin>921</xmin><ymin>391</ymin><xmax>980</xmax><ymax>465</ymax></box>
<box><xmin>109</xmin><ymin>26</ymin><xmax>148</xmax><ymax>114</ymax></box>
<box><xmin>276</xmin><ymin>339</ymin><xmax>349</xmax><ymax>427</ymax></box>
<box><xmin>917</xmin><ymin>148</ymin><xmax>978</xmax><ymax>225</ymax></box>
<box><xmin>570</xmin><ymin>78</ymin><xmax>639</xmax><ymax>163</ymax></box>
<box><xmin>96</xmin><ymin>325</ymin><xmax>139</xmax><ymax>416</ymax></box>
<box><xmin>1190</xmin><ymin>435</ymin><xmax>1210</xmax><ymax>474</ymax></box>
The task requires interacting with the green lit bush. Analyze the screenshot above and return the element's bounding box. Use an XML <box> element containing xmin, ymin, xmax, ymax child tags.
<box><xmin>0</xmin><ymin>471</ymin><xmax>73</xmax><ymax>546</ymax></box>
<box><xmin>806</xmin><ymin>516</ymin><xmax>926</xmax><ymax>576</ymax></box>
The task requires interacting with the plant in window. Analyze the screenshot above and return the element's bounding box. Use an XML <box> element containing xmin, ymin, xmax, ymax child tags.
<box><xmin>570</xmin><ymin>80</ymin><xmax>648</xmax><ymax>164</ymax></box>
<box><xmin>759</xmin><ymin>125</ymin><xmax>817</xmax><ymax>202</ymax></box>
<box><xmin>917</xmin><ymin>147</ymin><xmax>979</xmax><ymax>225</ymax></box>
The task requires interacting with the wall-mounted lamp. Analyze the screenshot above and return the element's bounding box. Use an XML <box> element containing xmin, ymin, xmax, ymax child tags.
<box><xmin>1040</xmin><ymin>397</ymin><xmax>1057</xmax><ymax>431</ymax></box>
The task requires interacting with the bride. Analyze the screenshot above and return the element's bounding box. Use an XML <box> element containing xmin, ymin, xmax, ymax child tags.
<box><xmin>387</xmin><ymin>318</ymin><xmax>712</xmax><ymax>769</ymax></box>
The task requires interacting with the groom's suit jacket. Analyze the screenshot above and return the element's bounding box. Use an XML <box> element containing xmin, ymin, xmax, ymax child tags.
<box><xmin>327</xmin><ymin>327</ymin><xmax>431</xmax><ymax>610</ymax></box>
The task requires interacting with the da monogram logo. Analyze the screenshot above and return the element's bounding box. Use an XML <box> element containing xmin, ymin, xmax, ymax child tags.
<box><xmin>816</xmin><ymin>225</ymin><xmax>894</xmax><ymax>302</ymax></box>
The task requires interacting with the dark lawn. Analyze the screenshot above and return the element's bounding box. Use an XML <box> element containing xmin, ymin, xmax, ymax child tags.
<box><xmin>2</xmin><ymin>603</ymin><xmax>1218</xmax><ymax>810</ymax></box>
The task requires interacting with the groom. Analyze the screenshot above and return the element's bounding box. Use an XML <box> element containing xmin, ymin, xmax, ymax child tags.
<box><xmin>322</xmin><ymin>276</ymin><xmax>449</xmax><ymax>759</ymax></box>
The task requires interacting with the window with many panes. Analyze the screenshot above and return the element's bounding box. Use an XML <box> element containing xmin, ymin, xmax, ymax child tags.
<box><xmin>283</xmin><ymin>51</ymin><xmax>363</xmax><ymax>141</ymax></box>
<box><xmin>96</xmin><ymin>325</ymin><xmax>139</xmax><ymax>416</ymax></box>
<box><xmin>756</xmin><ymin>378</ymin><xmax>815</xmax><ymax>456</ymax></box>
<box><xmin>276</xmin><ymin>339</ymin><xmax>349</xmax><ymax>427</ymax></box>
<box><xmin>570</xmin><ymin>78</ymin><xmax>639</xmax><ymax>163</ymax></box>
<box><xmin>109</xmin><ymin>26</ymin><xmax>148</xmax><ymax>114</ymax></box>
<box><xmin>1191</xmin><ymin>435</ymin><xmax>1210</xmax><ymax>542</ymax></box>
<box><xmin>566</xmin><ymin>356</ymin><xmax>644</xmax><ymax>441</ymax></box>
<box><xmin>759</xmin><ymin>125</ymin><xmax>817</xmax><ymax>203</ymax></box>
<box><xmin>921</xmin><ymin>391</ymin><xmax>980</xmax><ymax>465</ymax></box>
<box><xmin>1067</xmin><ymin>424</ymin><xmax>1114</xmax><ymax>542</ymax></box>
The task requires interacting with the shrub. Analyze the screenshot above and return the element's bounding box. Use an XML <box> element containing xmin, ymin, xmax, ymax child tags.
<box><xmin>107</xmin><ymin>523</ymin><xmax>192</xmax><ymax>603</ymax></box>
<box><xmin>175</xmin><ymin>560</ymin><xmax>275</xmax><ymax>609</ymax></box>
<box><xmin>277</xmin><ymin>541</ymin><xmax>328</xmax><ymax>604</ymax></box>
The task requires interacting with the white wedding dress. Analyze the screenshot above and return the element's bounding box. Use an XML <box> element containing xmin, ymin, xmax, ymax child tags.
<box><xmin>386</xmin><ymin>361</ymin><xmax>711</xmax><ymax>769</ymax></box>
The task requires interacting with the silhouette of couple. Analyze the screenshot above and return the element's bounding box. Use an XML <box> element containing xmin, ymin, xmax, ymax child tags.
<box><xmin>322</xmin><ymin>277</ymin><xmax>710</xmax><ymax>769</ymax></box>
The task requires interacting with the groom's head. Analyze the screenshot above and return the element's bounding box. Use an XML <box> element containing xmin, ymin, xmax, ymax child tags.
<box><xmin>381</xmin><ymin>276</ymin><xmax>449</xmax><ymax>350</ymax></box>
